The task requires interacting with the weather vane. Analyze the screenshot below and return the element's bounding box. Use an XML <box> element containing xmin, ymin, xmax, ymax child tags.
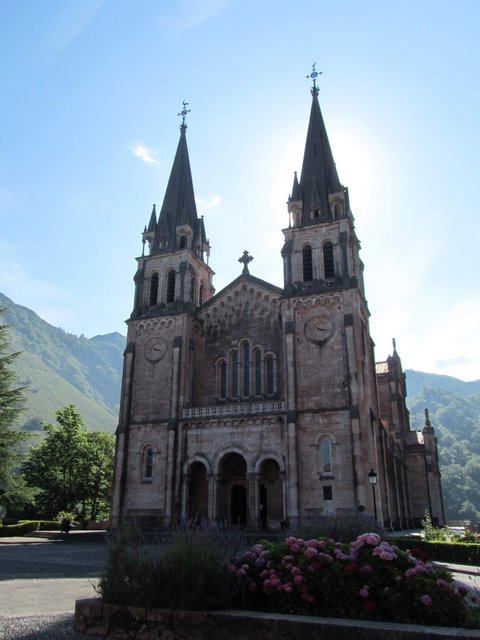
<box><xmin>177</xmin><ymin>101</ymin><xmax>191</xmax><ymax>130</ymax></box>
<box><xmin>306</xmin><ymin>62</ymin><xmax>322</xmax><ymax>94</ymax></box>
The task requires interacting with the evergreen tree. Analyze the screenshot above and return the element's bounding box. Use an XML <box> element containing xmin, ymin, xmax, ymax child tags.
<box><xmin>0</xmin><ymin>311</ymin><xmax>26</xmax><ymax>492</ymax></box>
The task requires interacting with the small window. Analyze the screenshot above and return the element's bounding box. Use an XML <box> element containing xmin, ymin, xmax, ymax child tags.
<box><xmin>149</xmin><ymin>273</ymin><xmax>159</xmax><ymax>306</ymax></box>
<box><xmin>179</xmin><ymin>236</ymin><xmax>186</xmax><ymax>249</ymax></box>
<box><xmin>302</xmin><ymin>245</ymin><xmax>313</xmax><ymax>282</ymax></box>
<box><xmin>323</xmin><ymin>485</ymin><xmax>333</xmax><ymax>501</ymax></box>
<box><xmin>199</xmin><ymin>284</ymin><xmax>204</xmax><ymax>305</ymax></box>
<box><xmin>323</xmin><ymin>242</ymin><xmax>335</xmax><ymax>279</ymax></box>
<box><xmin>166</xmin><ymin>270</ymin><xmax>175</xmax><ymax>303</ymax></box>
<box><xmin>144</xmin><ymin>447</ymin><xmax>153</xmax><ymax>479</ymax></box>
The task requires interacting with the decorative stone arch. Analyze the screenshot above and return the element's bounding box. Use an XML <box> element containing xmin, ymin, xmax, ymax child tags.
<box><xmin>315</xmin><ymin>433</ymin><xmax>338</xmax><ymax>477</ymax></box>
<box><xmin>253</xmin><ymin>452</ymin><xmax>285</xmax><ymax>475</ymax></box>
<box><xmin>256</xmin><ymin>456</ymin><xmax>285</xmax><ymax>528</ymax></box>
<box><xmin>182</xmin><ymin>455</ymin><xmax>212</xmax><ymax>523</ymax></box>
<box><xmin>215</xmin><ymin>446</ymin><xmax>253</xmax><ymax>526</ymax></box>
<box><xmin>139</xmin><ymin>443</ymin><xmax>158</xmax><ymax>483</ymax></box>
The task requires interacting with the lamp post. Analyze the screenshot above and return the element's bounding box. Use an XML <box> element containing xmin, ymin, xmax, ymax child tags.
<box><xmin>368</xmin><ymin>469</ymin><xmax>378</xmax><ymax>522</ymax></box>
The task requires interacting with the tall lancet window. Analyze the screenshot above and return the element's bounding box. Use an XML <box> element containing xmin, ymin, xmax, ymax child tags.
<box><xmin>242</xmin><ymin>342</ymin><xmax>250</xmax><ymax>397</ymax></box>
<box><xmin>254</xmin><ymin>349</ymin><xmax>262</xmax><ymax>396</ymax></box>
<box><xmin>323</xmin><ymin>242</ymin><xmax>335</xmax><ymax>279</ymax></box>
<box><xmin>166</xmin><ymin>269</ymin><xmax>176</xmax><ymax>303</ymax></box>
<box><xmin>149</xmin><ymin>273</ymin><xmax>159</xmax><ymax>306</ymax></box>
<box><xmin>231</xmin><ymin>351</ymin><xmax>238</xmax><ymax>398</ymax></box>
<box><xmin>302</xmin><ymin>245</ymin><xmax>313</xmax><ymax>282</ymax></box>
<box><xmin>322</xmin><ymin>438</ymin><xmax>332</xmax><ymax>474</ymax></box>
<box><xmin>266</xmin><ymin>355</ymin><xmax>275</xmax><ymax>396</ymax></box>
<box><xmin>219</xmin><ymin>361</ymin><xmax>227</xmax><ymax>400</ymax></box>
<box><xmin>190</xmin><ymin>276</ymin><xmax>196</xmax><ymax>303</ymax></box>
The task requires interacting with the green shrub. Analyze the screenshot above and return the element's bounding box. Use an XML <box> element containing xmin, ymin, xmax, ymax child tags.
<box><xmin>0</xmin><ymin>521</ymin><xmax>40</xmax><ymax>536</ymax></box>
<box><xmin>98</xmin><ymin>526</ymin><xmax>239</xmax><ymax>610</ymax></box>
<box><xmin>17</xmin><ymin>519</ymin><xmax>61</xmax><ymax>530</ymax></box>
<box><xmin>393</xmin><ymin>538</ymin><xmax>480</xmax><ymax>566</ymax></box>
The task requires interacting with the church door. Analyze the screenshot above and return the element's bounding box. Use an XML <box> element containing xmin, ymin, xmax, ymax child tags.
<box><xmin>231</xmin><ymin>485</ymin><xmax>247</xmax><ymax>525</ymax></box>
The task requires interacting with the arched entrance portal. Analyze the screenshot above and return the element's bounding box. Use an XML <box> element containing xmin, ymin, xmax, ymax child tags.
<box><xmin>187</xmin><ymin>461</ymin><xmax>208</xmax><ymax>524</ymax></box>
<box><xmin>219</xmin><ymin>452</ymin><xmax>247</xmax><ymax>526</ymax></box>
<box><xmin>259</xmin><ymin>459</ymin><xmax>283</xmax><ymax>528</ymax></box>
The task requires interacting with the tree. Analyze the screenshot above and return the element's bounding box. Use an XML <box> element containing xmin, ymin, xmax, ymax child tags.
<box><xmin>0</xmin><ymin>311</ymin><xmax>26</xmax><ymax>493</ymax></box>
<box><xmin>24</xmin><ymin>405</ymin><xmax>115</xmax><ymax>520</ymax></box>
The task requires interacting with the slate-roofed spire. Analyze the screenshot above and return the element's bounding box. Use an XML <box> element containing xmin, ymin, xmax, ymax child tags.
<box><xmin>293</xmin><ymin>66</ymin><xmax>343</xmax><ymax>225</ymax></box>
<box><xmin>153</xmin><ymin>114</ymin><xmax>200</xmax><ymax>251</ymax></box>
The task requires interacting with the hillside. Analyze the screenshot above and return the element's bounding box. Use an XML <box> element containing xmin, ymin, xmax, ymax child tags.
<box><xmin>405</xmin><ymin>370</ymin><xmax>480</xmax><ymax>522</ymax></box>
<box><xmin>1</xmin><ymin>293</ymin><xmax>125</xmax><ymax>434</ymax></box>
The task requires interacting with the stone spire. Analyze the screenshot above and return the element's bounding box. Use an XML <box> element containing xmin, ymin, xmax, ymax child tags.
<box><xmin>289</xmin><ymin>67</ymin><xmax>343</xmax><ymax>226</ymax></box>
<box><xmin>150</xmin><ymin>104</ymin><xmax>208</xmax><ymax>260</ymax></box>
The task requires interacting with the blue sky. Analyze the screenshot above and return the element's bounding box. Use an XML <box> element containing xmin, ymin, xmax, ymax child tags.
<box><xmin>1</xmin><ymin>0</ymin><xmax>479</xmax><ymax>382</ymax></box>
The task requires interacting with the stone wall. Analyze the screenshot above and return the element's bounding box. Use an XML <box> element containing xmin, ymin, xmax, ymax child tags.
<box><xmin>75</xmin><ymin>598</ymin><xmax>480</xmax><ymax>640</ymax></box>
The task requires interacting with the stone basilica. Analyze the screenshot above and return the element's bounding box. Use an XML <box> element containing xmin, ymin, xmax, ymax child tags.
<box><xmin>111</xmin><ymin>77</ymin><xmax>444</xmax><ymax>530</ymax></box>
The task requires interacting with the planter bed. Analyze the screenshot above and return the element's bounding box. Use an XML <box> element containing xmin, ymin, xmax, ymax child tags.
<box><xmin>75</xmin><ymin>598</ymin><xmax>480</xmax><ymax>640</ymax></box>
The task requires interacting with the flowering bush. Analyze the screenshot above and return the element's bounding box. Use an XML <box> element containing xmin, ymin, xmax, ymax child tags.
<box><xmin>227</xmin><ymin>533</ymin><xmax>476</xmax><ymax>627</ymax></box>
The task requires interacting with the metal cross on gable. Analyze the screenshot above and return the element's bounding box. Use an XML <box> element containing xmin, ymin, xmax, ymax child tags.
<box><xmin>238</xmin><ymin>250</ymin><xmax>254</xmax><ymax>275</ymax></box>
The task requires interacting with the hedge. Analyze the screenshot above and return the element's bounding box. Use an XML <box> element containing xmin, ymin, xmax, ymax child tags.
<box><xmin>0</xmin><ymin>521</ymin><xmax>40</xmax><ymax>537</ymax></box>
<box><xmin>393</xmin><ymin>537</ymin><xmax>480</xmax><ymax>566</ymax></box>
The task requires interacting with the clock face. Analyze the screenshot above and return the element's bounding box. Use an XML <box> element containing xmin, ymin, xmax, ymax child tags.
<box><xmin>305</xmin><ymin>316</ymin><xmax>333</xmax><ymax>345</ymax></box>
<box><xmin>144</xmin><ymin>337</ymin><xmax>167</xmax><ymax>363</ymax></box>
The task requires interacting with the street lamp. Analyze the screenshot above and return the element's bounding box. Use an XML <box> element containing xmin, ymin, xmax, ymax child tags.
<box><xmin>368</xmin><ymin>469</ymin><xmax>378</xmax><ymax>521</ymax></box>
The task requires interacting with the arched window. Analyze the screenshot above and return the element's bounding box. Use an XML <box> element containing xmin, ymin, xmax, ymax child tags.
<box><xmin>231</xmin><ymin>351</ymin><xmax>238</xmax><ymax>398</ymax></box>
<box><xmin>149</xmin><ymin>273</ymin><xmax>159</xmax><ymax>306</ymax></box>
<box><xmin>166</xmin><ymin>269</ymin><xmax>176</xmax><ymax>303</ymax></box>
<box><xmin>179</xmin><ymin>236</ymin><xmax>186</xmax><ymax>249</ymax></box>
<box><xmin>190</xmin><ymin>275</ymin><xmax>196</xmax><ymax>303</ymax></box>
<box><xmin>242</xmin><ymin>342</ymin><xmax>250</xmax><ymax>397</ymax></box>
<box><xmin>199</xmin><ymin>283</ymin><xmax>204</xmax><ymax>305</ymax></box>
<box><xmin>302</xmin><ymin>245</ymin><xmax>313</xmax><ymax>282</ymax></box>
<box><xmin>219</xmin><ymin>361</ymin><xmax>227</xmax><ymax>399</ymax></box>
<box><xmin>143</xmin><ymin>447</ymin><xmax>154</xmax><ymax>480</ymax></box>
<box><xmin>254</xmin><ymin>349</ymin><xmax>262</xmax><ymax>396</ymax></box>
<box><xmin>322</xmin><ymin>439</ymin><xmax>332</xmax><ymax>474</ymax></box>
<box><xmin>266</xmin><ymin>355</ymin><xmax>275</xmax><ymax>396</ymax></box>
<box><xmin>323</xmin><ymin>242</ymin><xmax>335</xmax><ymax>279</ymax></box>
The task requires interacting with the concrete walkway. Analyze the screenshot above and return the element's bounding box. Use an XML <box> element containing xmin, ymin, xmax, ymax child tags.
<box><xmin>0</xmin><ymin>532</ymin><xmax>107</xmax><ymax>617</ymax></box>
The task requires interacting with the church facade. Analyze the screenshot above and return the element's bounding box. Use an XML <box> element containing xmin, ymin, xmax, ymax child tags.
<box><xmin>111</xmin><ymin>80</ymin><xmax>444</xmax><ymax>530</ymax></box>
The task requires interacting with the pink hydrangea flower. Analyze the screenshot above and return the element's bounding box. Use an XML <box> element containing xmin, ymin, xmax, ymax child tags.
<box><xmin>293</xmin><ymin>574</ymin><xmax>304</xmax><ymax>585</ymax></box>
<box><xmin>420</xmin><ymin>594</ymin><xmax>432</xmax><ymax>607</ymax></box>
<box><xmin>359</xmin><ymin>587</ymin><xmax>369</xmax><ymax>598</ymax></box>
<box><xmin>304</xmin><ymin>546</ymin><xmax>318</xmax><ymax>559</ymax></box>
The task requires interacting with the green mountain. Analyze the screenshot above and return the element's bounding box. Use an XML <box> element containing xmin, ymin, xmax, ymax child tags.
<box><xmin>405</xmin><ymin>369</ymin><xmax>480</xmax><ymax>522</ymax></box>
<box><xmin>1</xmin><ymin>292</ymin><xmax>125</xmax><ymax>434</ymax></box>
